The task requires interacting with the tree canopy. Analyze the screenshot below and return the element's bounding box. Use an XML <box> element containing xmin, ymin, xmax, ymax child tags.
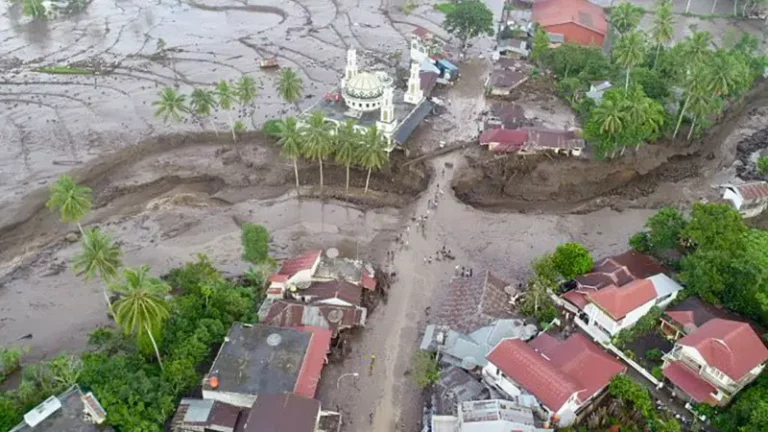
<box><xmin>241</xmin><ymin>223</ymin><xmax>271</xmax><ymax>265</ymax></box>
<box><xmin>443</xmin><ymin>0</ymin><xmax>494</xmax><ymax>48</ymax></box>
<box><xmin>551</xmin><ymin>242</ymin><xmax>594</xmax><ymax>280</ymax></box>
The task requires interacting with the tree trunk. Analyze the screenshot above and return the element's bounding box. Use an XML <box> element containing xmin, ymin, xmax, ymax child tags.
<box><xmin>293</xmin><ymin>159</ymin><xmax>300</xmax><ymax>192</ymax></box>
<box><xmin>673</xmin><ymin>95</ymin><xmax>691</xmax><ymax>138</ymax></box>
<box><xmin>345</xmin><ymin>163</ymin><xmax>350</xmax><ymax>194</ymax></box>
<box><xmin>209</xmin><ymin>118</ymin><xmax>219</xmax><ymax>136</ymax></box>
<box><xmin>102</xmin><ymin>288</ymin><xmax>114</xmax><ymax>317</ymax></box>
<box><xmin>76</xmin><ymin>222</ymin><xmax>85</xmax><ymax>236</ymax></box>
<box><xmin>620</xmin><ymin>146</ymin><xmax>627</xmax><ymax>156</ymax></box>
<box><xmin>625</xmin><ymin>68</ymin><xmax>630</xmax><ymax>90</ymax></box>
<box><xmin>364</xmin><ymin>168</ymin><xmax>372</xmax><ymax>195</ymax></box>
<box><xmin>146</xmin><ymin>324</ymin><xmax>164</xmax><ymax>371</ymax></box>
<box><xmin>685</xmin><ymin>0</ymin><xmax>692</xmax><ymax>13</ymax></box>
<box><xmin>734</xmin><ymin>0</ymin><xmax>738</xmax><ymax>15</ymax></box>
<box><xmin>654</xmin><ymin>44</ymin><xmax>662</xmax><ymax>69</ymax></box>
<box><xmin>687</xmin><ymin>116</ymin><xmax>697</xmax><ymax>140</ymax></box>
<box><xmin>319</xmin><ymin>158</ymin><xmax>324</xmax><ymax>189</ymax></box>
<box><xmin>711</xmin><ymin>0</ymin><xmax>717</xmax><ymax>13</ymax></box>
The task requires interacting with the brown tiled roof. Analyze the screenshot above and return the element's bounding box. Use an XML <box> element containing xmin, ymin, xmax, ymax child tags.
<box><xmin>575</xmin><ymin>251</ymin><xmax>665</xmax><ymax>289</ymax></box>
<box><xmin>587</xmin><ymin>279</ymin><xmax>657</xmax><ymax>320</ymax></box>
<box><xmin>491</xmin><ymin>102</ymin><xmax>525</xmax><ymax>124</ymax></box>
<box><xmin>435</xmin><ymin>272</ymin><xmax>513</xmax><ymax>334</ymax></box>
<box><xmin>412</xmin><ymin>26</ymin><xmax>433</xmax><ymax>40</ymax></box>
<box><xmin>420</xmin><ymin>71</ymin><xmax>439</xmax><ymax>97</ymax></box>
<box><xmin>524</xmin><ymin>128</ymin><xmax>584</xmax><ymax>151</ymax></box>
<box><xmin>732</xmin><ymin>181</ymin><xmax>768</xmax><ymax>201</ymax></box>
<box><xmin>479</xmin><ymin>129</ymin><xmax>528</xmax><ymax>151</ymax></box>
<box><xmin>173</xmin><ymin>399</ymin><xmax>242</xmax><ymax>431</ymax></box>
<box><xmin>302</xmin><ymin>280</ymin><xmax>362</xmax><ymax>305</ymax></box>
<box><xmin>238</xmin><ymin>393</ymin><xmax>320</xmax><ymax>432</ymax></box>
<box><xmin>664</xmin><ymin>297</ymin><xmax>730</xmax><ymax>332</ymax></box>
<box><xmin>677</xmin><ymin>319</ymin><xmax>768</xmax><ymax>381</ymax></box>
<box><xmin>491</xmin><ymin>69</ymin><xmax>528</xmax><ymax>88</ymax></box>
<box><xmin>263</xmin><ymin>300</ymin><xmax>364</xmax><ymax>335</ymax></box>
<box><xmin>533</xmin><ymin>0</ymin><xmax>608</xmax><ymax>35</ymax></box>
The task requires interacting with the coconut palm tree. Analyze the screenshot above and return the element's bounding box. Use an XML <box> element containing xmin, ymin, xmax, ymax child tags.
<box><xmin>152</xmin><ymin>87</ymin><xmax>187</xmax><ymax>124</ymax></box>
<box><xmin>683</xmin><ymin>28</ymin><xmax>713</xmax><ymax>68</ymax></box>
<box><xmin>216</xmin><ymin>80</ymin><xmax>238</xmax><ymax>143</ymax></box>
<box><xmin>110</xmin><ymin>265</ymin><xmax>171</xmax><ymax>370</ymax></box>
<box><xmin>275</xmin><ymin>117</ymin><xmax>303</xmax><ymax>191</ymax></box>
<box><xmin>707</xmin><ymin>52</ymin><xmax>745</xmax><ymax>98</ymax></box>
<box><xmin>588</xmin><ymin>96</ymin><xmax>624</xmax><ymax>158</ymax></box>
<box><xmin>235</xmin><ymin>75</ymin><xmax>258</xmax><ymax>107</ymax></box>
<box><xmin>613</xmin><ymin>31</ymin><xmax>646</xmax><ymax>90</ymax></box>
<box><xmin>335</xmin><ymin>120</ymin><xmax>361</xmax><ymax>194</ymax></box>
<box><xmin>301</xmin><ymin>111</ymin><xmax>334</xmax><ymax>189</ymax></box>
<box><xmin>610</xmin><ymin>2</ymin><xmax>644</xmax><ymax>35</ymax></box>
<box><xmin>673</xmin><ymin>68</ymin><xmax>708</xmax><ymax>138</ymax></box>
<box><xmin>189</xmin><ymin>88</ymin><xmax>218</xmax><ymax>134</ymax></box>
<box><xmin>651</xmin><ymin>0</ymin><xmax>675</xmax><ymax>68</ymax></box>
<box><xmin>46</xmin><ymin>174</ymin><xmax>92</xmax><ymax>234</ymax></box>
<box><xmin>357</xmin><ymin>126</ymin><xmax>389</xmax><ymax>195</ymax></box>
<box><xmin>73</xmin><ymin>228</ymin><xmax>123</xmax><ymax>311</ymax></box>
<box><xmin>277</xmin><ymin>68</ymin><xmax>304</xmax><ymax>106</ymax></box>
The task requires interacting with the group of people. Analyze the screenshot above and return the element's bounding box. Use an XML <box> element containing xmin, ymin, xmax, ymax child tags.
<box><xmin>455</xmin><ymin>265</ymin><xmax>473</xmax><ymax>278</ymax></box>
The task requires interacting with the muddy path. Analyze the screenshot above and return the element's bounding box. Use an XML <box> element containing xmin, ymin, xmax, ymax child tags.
<box><xmin>454</xmin><ymin>80</ymin><xmax>768</xmax><ymax>213</ymax></box>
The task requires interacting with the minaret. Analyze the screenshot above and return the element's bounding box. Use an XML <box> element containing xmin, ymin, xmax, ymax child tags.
<box><xmin>404</xmin><ymin>62</ymin><xmax>423</xmax><ymax>105</ymax></box>
<box><xmin>342</xmin><ymin>49</ymin><xmax>358</xmax><ymax>90</ymax></box>
<box><xmin>377</xmin><ymin>85</ymin><xmax>397</xmax><ymax>141</ymax></box>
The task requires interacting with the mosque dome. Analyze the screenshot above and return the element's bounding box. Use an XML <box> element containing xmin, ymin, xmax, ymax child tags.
<box><xmin>345</xmin><ymin>72</ymin><xmax>384</xmax><ymax>99</ymax></box>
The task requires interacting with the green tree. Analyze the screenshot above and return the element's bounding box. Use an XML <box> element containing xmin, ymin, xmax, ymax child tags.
<box><xmin>189</xmin><ymin>88</ymin><xmax>218</xmax><ymax>134</ymax></box>
<box><xmin>758</xmin><ymin>156</ymin><xmax>768</xmax><ymax>175</ymax></box>
<box><xmin>673</xmin><ymin>67</ymin><xmax>708</xmax><ymax>138</ymax></box>
<box><xmin>110</xmin><ymin>266</ymin><xmax>171</xmax><ymax>370</ymax></box>
<box><xmin>275</xmin><ymin>117</ymin><xmax>303</xmax><ymax>190</ymax></box>
<box><xmin>532</xmin><ymin>253</ymin><xmax>559</xmax><ymax>284</ymax></box>
<box><xmin>609</xmin><ymin>374</ymin><xmax>655</xmax><ymax>418</ymax></box>
<box><xmin>585</xmin><ymin>96</ymin><xmax>623</xmax><ymax>158</ymax></box>
<box><xmin>519</xmin><ymin>277</ymin><xmax>558</xmax><ymax>323</ymax></box>
<box><xmin>610</xmin><ymin>2</ymin><xmax>644</xmax><ymax>35</ymax></box>
<box><xmin>215</xmin><ymin>80</ymin><xmax>239</xmax><ymax>145</ymax></box>
<box><xmin>277</xmin><ymin>68</ymin><xmax>304</xmax><ymax>106</ymax></box>
<box><xmin>241</xmin><ymin>223</ymin><xmax>270</xmax><ymax>265</ymax></box>
<box><xmin>357</xmin><ymin>125</ymin><xmax>389</xmax><ymax>195</ymax></box>
<box><xmin>412</xmin><ymin>351</ymin><xmax>440</xmax><ymax>388</ymax></box>
<box><xmin>551</xmin><ymin>242</ymin><xmax>593</xmax><ymax>279</ymax></box>
<box><xmin>46</xmin><ymin>174</ymin><xmax>92</xmax><ymax>234</ymax></box>
<box><xmin>21</xmin><ymin>0</ymin><xmax>46</xmax><ymax>19</ymax></box>
<box><xmin>531</xmin><ymin>27</ymin><xmax>551</xmax><ymax>65</ymax></box>
<box><xmin>707</xmin><ymin>50</ymin><xmax>748</xmax><ymax>99</ymax></box>
<box><xmin>646</xmin><ymin>207</ymin><xmax>687</xmax><ymax>252</ymax></box>
<box><xmin>335</xmin><ymin>120</ymin><xmax>361</xmax><ymax>194</ymax></box>
<box><xmin>650</xmin><ymin>0</ymin><xmax>675</xmax><ymax>68</ymax></box>
<box><xmin>301</xmin><ymin>111</ymin><xmax>334</xmax><ymax>189</ymax></box>
<box><xmin>683</xmin><ymin>202</ymin><xmax>746</xmax><ymax>253</ymax></box>
<box><xmin>443</xmin><ymin>0</ymin><xmax>494</xmax><ymax>50</ymax></box>
<box><xmin>235</xmin><ymin>75</ymin><xmax>257</xmax><ymax>107</ymax></box>
<box><xmin>73</xmin><ymin>228</ymin><xmax>123</xmax><ymax>311</ymax></box>
<box><xmin>614</xmin><ymin>31</ymin><xmax>646</xmax><ymax>90</ymax></box>
<box><xmin>152</xmin><ymin>87</ymin><xmax>187</xmax><ymax>124</ymax></box>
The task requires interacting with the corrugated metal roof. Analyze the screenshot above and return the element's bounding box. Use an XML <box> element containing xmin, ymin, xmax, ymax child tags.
<box><xmin>183</xmin><ymin>399</ymin><xmax>214</xmax><ymax>422</ymax></box>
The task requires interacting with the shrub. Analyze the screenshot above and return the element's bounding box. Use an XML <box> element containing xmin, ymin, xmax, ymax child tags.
<box><xmin>629</xmin><ymin>231</ymin><xmax>652</xmax><ymax>253</ymax></box>
<box><xmin>262</xmin><ymin>119</ymin><xmax>282</xmax><ymax>138</ymax></box>
<box><xmin>241</xmin><ymin>223</ymin><xmax>271</xmax><ymax>265</ymax></box>
<box><xmin>552</xmin><ymin>242</ymin><xmax>594</xmax><ymax>280</ymax></box>
<box><xmin>412</xmin><ymin>351</ymin><xmax>440</xmax><ymax>388</ymax></box>
<box><xmin>646</xmin><ymin>348</ymin><xmax>664</xmax><ymax>362</ymax></box>
<box><xmin>0</xmin><ymin>347</ymin><xmax>23</xmax><ymax>382</ymax></box>
<box><xmin>652</xmin><ymin>366</ymin><xmax>664</xmax><ymax>380</ymax></box>
<box><xmin>758</xmin><ymin>156</ymin><xmax>768</xmax><ymax>176</ymax></box>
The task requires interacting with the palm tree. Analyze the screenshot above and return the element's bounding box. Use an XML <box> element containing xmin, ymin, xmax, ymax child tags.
<box><xmin>357</xmin><ymin>126</ymin><xmax>389</xmax><ymax>194</ymax></box>
<box><xmin>152</xmin><ymin>87</ymin><xmax>187</xmax><ymax>124</ymax></box>
<box><xmin>650</xmin><ymin>1</ymin><xmax>675</xmax><ymax>68</ymax></box>
<box><xmin>589</xmin><ymin>96</ymin><xmax>624</xmax><ymax>158</ymax></box>
<box><xmin>684</xmin><ymin>28</ymin><xmax>713</xmax><ymax>68</ymax></box>
<box><xmin>335</xmin><ymin>120</ymin><xmax>360</xmax><ymax>193</ymax></box>
<box><xmin>673</xmin><ymin>68</ymin><xmax>708</xmax><ymax>138</ymax></box>
<box><xmin>46</xmin><ymin>174</ymin><xmax>92</xmax><ymax>234</ymax></box>
<box><xmin>610</xmin><ymin>2</ymin><xmax>644</xmax><ymax>35</ymax></box>
<box><xmin>189</xmin><ymin>88</ymin><xmax>218</xmax><ymax>135</ymax></box>
<box><xmin>614</xmin><ymin>31</ymin><xmax>646</xmax><ymax>90</ymax></box>
<box><xmin>707</xmin><ymin>52</ymin><xmax>744</xmax><ymax>98</ymax></box>
<box><xmin>216</xmin><ymin>80</ymin><xmax>238</xmax><ymax>143</ymax></box>
<box><xmin>110</xmin><ymin>265</ymin><xmax>171</xmax><ymax>369</ymax></box>
<box><xmin>301</xmin><ymin>112</ymin><xmax>334</xmax><ymax>189</ymax></box>
<box><xmin>73</xmin><ymin>228</ymin><xmax>123</xmax><ymax>311</ymax></box>
<box><xmin>275</xmin><ymin>117</ymin><xmax>303</xmax><ymax>191</ymax></box>
<box><xmin>235</xmin><ymin>75</ymin><xmax>258</xmax><ymax>107</ymax></box>
<box><xmin>277</xmin><ymin>68</ymin><xmax>304</xmax><ymax>107</ymax></box>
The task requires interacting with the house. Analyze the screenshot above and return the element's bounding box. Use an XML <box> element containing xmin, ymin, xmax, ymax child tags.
<box><xmin>497</xmin><ymin>38</ymin><xmax>529</xmax><ymax>58</ymax></box>
<box><xmin>239</xmin><ymin>394</ymin><xmax>341</xmax><ymax>432</ymax></box>
<box><xmin>559</xmin><ymin>251</ymin><xmax>682</xmax><ymax>341</ymax></box>
<box><xmin>267</xmin><ymin>250</ymin><xmax>323</xmax><ymax>298</ymax></box>
<box><xmin>172</xmin><ymin>399</ymin><xmax>243</xmax><ymax>432</ymax></box>
<box><xmin>482</xmin><ymin>333</ymin><xmax>626</xmax><ymax>427</ymax></box>
<box><xmin>203</xmin><ymin>323</ymin><xmax>332</xmax><ymax>408</ymax></box>
<box><xmin>411</xmin><ymin>27</ymin><xmax>440</xmax><ymax>64</ymax></box>
<box><xmin>585</xmin><ymin>80</ymin><xmax>612</xmax><ymax>103</ymax></box>
<box><xmin>432</xmin><ymin>366</ymin><xmax>490</xmax><ymax>415</ymax></box>
<box><xmin>722</xmin><ymin>181</ymin><xmax>768</xmax><ymax>218</ymax></box>
<box><xmin>420</xmin><ymin>318</ymin><xmax>538</xmax><ymax>370</ymax></box>
<box><xmin>173</xmin><ymin>394</ymin><xmax>342</xmax><ymax>432</ymax></box>
<box><xmin>521</xmin><ymin>128</ymin><xmax>584</xmax><ymax>156</ymax></box>
<box><xmin>431</xmin><ymin>399</ymin><xmax>553</xmax><ymax>432</ymax></box>
<box><xmin>263</xmin><ymin>300</ymin><xmax>367</xmax><ymax>336</ymax></box>
<box><xmin>659</xmin><ymin>296</ymin><xmax>733</xmax><ymax>340</ymax></box>
<box><xmin>486</xmin><ymin>102</ymin><xmax>527</xmax><ymax>129</ymax></box>
<box><xmin>487</xmin><ymin>68</ymin><xmax>529</xmax><ymax>96</ymax></box>
<box><xmin>435</xmin><ymin>271</ymin><xmax>518</xmax><ymax>335</ymax></box>
<box><xmin>479</xmin><ymin>128</ymin><xmax>529</xmax><ymax>153</ymax></box>
<box><xmin>289</xmin><ymin>280</ymin><xmax>363</xmax><ymax>307</ymax></box>
<box><xmin>10</xmin><ymin>385</ymin><xmax>109</xmax><ymax>432</ymax></box>
<box><xmin>662</xmin><ymin>319</ymin><xmax>768</xmax><ymax>406</ymax></box>
<box><xmin>532</xmin><ymin>0</ymin><xmax>608</xmax><ymax>47</ymax></box>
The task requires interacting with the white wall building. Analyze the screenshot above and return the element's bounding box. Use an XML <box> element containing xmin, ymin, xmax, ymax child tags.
<box><xmin>722</xmin><ymin>181</ymin><xmax>768</xmax><ymax>218</ymax></box>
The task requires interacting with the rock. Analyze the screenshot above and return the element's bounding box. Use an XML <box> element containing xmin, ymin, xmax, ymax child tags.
<box><xmin>65</xmin><ymin>232</ymin><xmax>79</xmax><ymax>243</ymax></box>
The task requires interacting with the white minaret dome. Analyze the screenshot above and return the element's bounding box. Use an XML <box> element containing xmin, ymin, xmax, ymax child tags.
<box><xmin>345</xmin><ymin>72</ymin><xmax>385</xmax><ymax>99</ymax></box>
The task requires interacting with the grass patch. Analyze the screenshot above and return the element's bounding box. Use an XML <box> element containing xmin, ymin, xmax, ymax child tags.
<box><xmin>433</xmin><ymin>2</ymin><xmax>456</xmax><ymax>14</ymax></box>
<box><xmin>35</xmin><ymin>65</ymin><xmax>95</xmax><ymax>75</ymax></box>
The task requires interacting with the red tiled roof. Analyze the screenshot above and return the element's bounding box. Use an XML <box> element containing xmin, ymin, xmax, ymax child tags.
<box><xmin>412</xmin><ymin>26</ymin><xmax>433</xmax><ymax>40</ymax></box>
<box><xmin>663</xmin><ymin>361</ymin><xmax>717</xmax><ymax>405</ymax></box>
<box><xmin>292</xmin><ymin>326</ymin><xmax>332</xmax><ymax>399</ymax></box>
<box><xmin>587</xmin><ymin>279</ymin><xmax>657</xmax><ymax>320</ymax></box>
<box><xmin>479</xmin><ymin>129</ymin><xmax>529</xmax><ymax>149</ymax></box>
<box><xmin>533</xmin><ymin>0</ymin><xmax>608</xmax><ymax>35</ymax></box>
<box><xmin>277</xmin><ymin>250</ymin><xmax>322</xmax><ymax>279</ymax></box>
<box><xmin>665</xmin><ymin>310</ymin><xmax>696</xmax><ymax>328</ymax></box>
<box><xmin>487</xmin><ymin>334</ymin><xmax>625</xmax><ymax>412</ymax></box>
<box><xmin>270</xmin><ymin>274</ymin><xmax>289</xmax><ymax>283</ymax></box>
<box><xmin>677</xmin><ymin>319</ymin><xmax>768</xmax><ymax>381</ymax></box>
<box><xmin>361</xmin><ymin>270</ymin><xmax>377</xmax><ymax>291</ymax></box>
<box><xmin>561</xmin><ymin>290</ymin><xmax>590</xmax><ymax>311</ymax></box>
<box><xmin>732</xmin><ymin>181</ymin><xmax>768</xmax><ymax>201</ymax></box>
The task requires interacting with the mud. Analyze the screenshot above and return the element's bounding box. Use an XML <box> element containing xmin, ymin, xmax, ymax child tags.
<box><xmin>454</xmin><ymin>80</ymin><xmax>768</xmax><ymax>212</ymax></box>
